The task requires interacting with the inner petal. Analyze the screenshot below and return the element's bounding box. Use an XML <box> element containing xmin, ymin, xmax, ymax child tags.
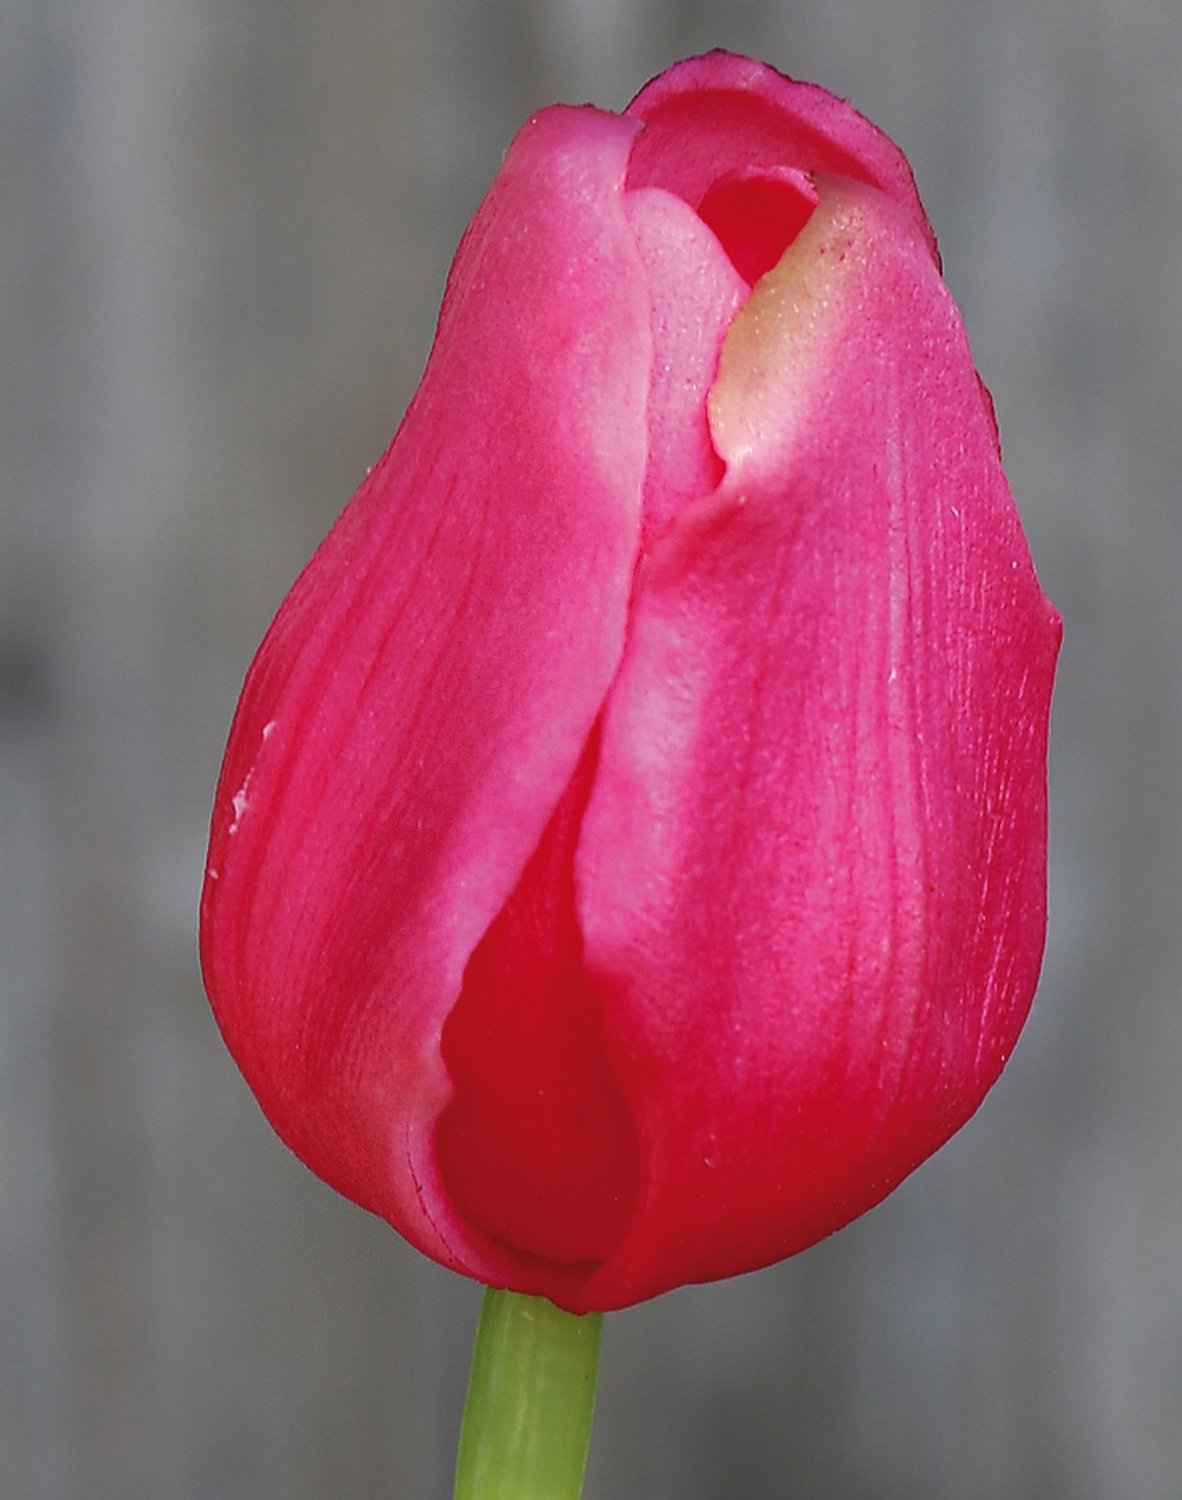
<box><xmin>624</xmin><ymin>187</ymin><xmax>746</xmax><ymax>546</ymax></box>
<box><xmin>435</xmin><ymin>734</ymin><xmax>641</xmax><ymax>1266</ymax></box>
<box><xmin>697</xmin><ymin>166</ymin><xmax>819</xmax><ymax>287</ymax></box>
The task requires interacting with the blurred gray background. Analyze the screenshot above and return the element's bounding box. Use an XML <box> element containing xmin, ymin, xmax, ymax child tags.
<box><xmin>2</xmin><ymin>0</ymin><xmax>1178</xmax><ymax>1495</ymax></box>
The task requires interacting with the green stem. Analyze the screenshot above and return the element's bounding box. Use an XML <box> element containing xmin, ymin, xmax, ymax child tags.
<box><xmin>453</xmin><ymin>1288</ymin><xmax>603</xmax><ymax>1500</ymax></box>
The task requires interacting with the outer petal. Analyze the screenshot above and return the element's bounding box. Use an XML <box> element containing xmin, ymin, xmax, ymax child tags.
<box><xmin>200</xmin><ymin>105</ymin><xmax>650</xmax><ymax>1287</ymax></box>
<box><xmin>432</xmin><ymin>182</ymin><xmax>749</xmax><ymax>1302</ymax></box>
<box><xmin>574</xmin><ymin>178</ymin><xmax>1061</xmax><ymax>1310</ymax></box>
<box><xmin>626</xmin><ymin>51</ymin><xmax>938</xmax><ymax>260</ymax></box>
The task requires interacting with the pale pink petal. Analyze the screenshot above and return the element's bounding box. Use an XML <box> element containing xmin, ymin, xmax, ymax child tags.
<box><xmin>623</xmin><ymin>186</ymin><xmax>746</xmax><ymax>543</ymax></box>
<box><xmin>432</xmin><ymin>187</ymin><xmax>747</xmax><ymax>1285</ymax></box>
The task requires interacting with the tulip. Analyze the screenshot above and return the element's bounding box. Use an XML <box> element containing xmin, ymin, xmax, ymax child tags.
<box><xmin>201</xmin><ymin>51</ymin><xmax>1060</xmax><ymax>1314</ymax></box>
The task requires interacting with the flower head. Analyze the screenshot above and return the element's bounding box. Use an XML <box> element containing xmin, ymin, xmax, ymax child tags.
<box><xmin>201</xmin><ymin>52</ymin><xmax>1060</xmax><ymax>1312</ymax></box>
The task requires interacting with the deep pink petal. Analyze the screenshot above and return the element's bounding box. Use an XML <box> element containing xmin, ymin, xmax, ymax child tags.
<box><xmin>626</xmin><ymin>50</ymin><xmax>937</xmax><ymax>261</ymax></box>
<box><xmin>697</xmin><ymin>165</ymin><xmax>819</xmax><ymax>286</ymax></box>
<box><xmin>574</xmin><ymin>177</ymin><xmax>1061</xmax><ymax>1310</ymax></box>
<box><xmin>435</xmin><ymin>729</ymin><xmax>643</xmax><ymax>1270</ymax></box>
<box><xmin>200</xmin><ymin>103</ymin><xmax>650</xmax><ymax>1289</ymax></box>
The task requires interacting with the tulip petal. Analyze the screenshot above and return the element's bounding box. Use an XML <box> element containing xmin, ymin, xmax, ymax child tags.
<box><xmin>696</xmin><ymin>165</ymin><xmax>819</xmax><ymax>287</ymax></box>
<box><xmin>200</xmin><ymin>104</ymin><xmax>651</xmax><ymax>1286</ymax></box>
<box><xmin>433</xmin><ymin>187</ymin><xmax>748</xmax><ymax>1280</ymax></box>
<box><xmin>626</xmin><ymin>50</ymin><xmax>937</xmax><ymax>260</ymax></box>
<box><xmin>623</xmin><ymin>186</ymin><xmax>746</xmax><ymax>543</ymax></box>
<box><xmin>575</xmin><ymin>177</ymin><xmax>1061</xmax><ymax>1310</ymax></box>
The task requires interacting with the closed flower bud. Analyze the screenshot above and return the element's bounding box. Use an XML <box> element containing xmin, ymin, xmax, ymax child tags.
<box><xmin>201</xmin><ymin>52</ymin><xmax>1060</xmax><ymax>1312</ymax></box>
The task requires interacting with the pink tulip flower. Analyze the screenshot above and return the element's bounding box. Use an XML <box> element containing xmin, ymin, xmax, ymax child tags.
<box><xmin>201</xmin><ymin>52</ymin><xmax>1061</xmax><ymax>1312</ymax></box>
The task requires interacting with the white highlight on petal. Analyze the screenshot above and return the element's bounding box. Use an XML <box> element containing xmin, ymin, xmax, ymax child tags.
<box><xmin>228</xmin><ymin>722</ymin><xmax>276</xmax><ymax>835</ymax></box>
<box><xmin>228</xmin><ymin>770</ymin><xmax>253</xmax><ymax>836</ymax></box>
